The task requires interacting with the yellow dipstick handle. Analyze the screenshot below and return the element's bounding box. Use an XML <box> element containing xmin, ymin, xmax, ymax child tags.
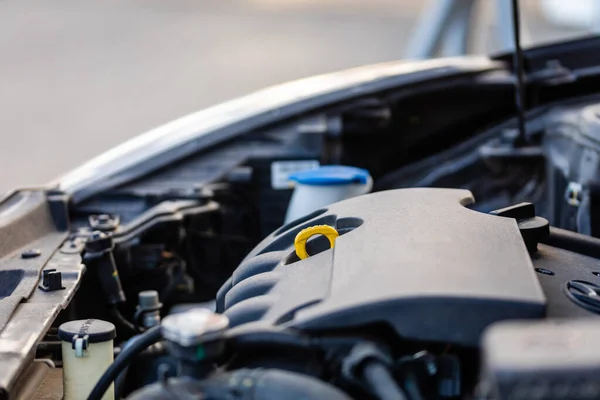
<box><xmin>294</xmin><ymin>225</ymin><xmax>339</xmax><ymax>260</ymax></box>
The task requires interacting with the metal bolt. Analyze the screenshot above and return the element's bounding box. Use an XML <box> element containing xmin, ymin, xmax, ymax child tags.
<box><xmin>21</xmin><ymin>249</ymin><xmax>41</xmax><ymax>259</ymax></box>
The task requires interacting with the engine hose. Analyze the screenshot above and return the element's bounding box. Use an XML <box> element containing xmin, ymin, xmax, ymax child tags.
<box><xmin>543</xmin><ymin>226</ymin><xmax>600</xmax><ymax>259</ymax></box>
<box><xmin>361</xmin><ymin>361</ymin><xmax>408</xmax><ymax>400</ymax></box>
<box><xmin>113</xmin><ymin>333</ymin><xmax>153</xmax><ymax>400</ymax></box>
<box><xmin>109</xmin><ymin>306</ymin><xmax>140</xmax><ymax>336</ymax></box>
<box><xmin>88</xmin><ymin>325</ymin><xmax>163</xmax><ymax>400</ymax></box>
<box><xmin>126</xmin><ymin>368</ymin><xmax>352</xmax><ymax>400</ymax></box>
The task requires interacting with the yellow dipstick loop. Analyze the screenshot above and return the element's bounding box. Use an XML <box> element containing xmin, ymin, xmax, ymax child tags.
<box><xmin>294</xmin><ymin>225</ymin><xmax>339</xmax><ymax>260</ymax></box>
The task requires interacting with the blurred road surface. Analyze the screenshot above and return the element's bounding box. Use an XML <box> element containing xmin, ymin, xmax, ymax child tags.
<box><xmin>0</xmin><ymin>0</ymin><xmax>589</xmax><ymax>194</ymax></box>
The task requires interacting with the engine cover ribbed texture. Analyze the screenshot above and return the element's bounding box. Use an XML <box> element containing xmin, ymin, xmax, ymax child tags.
<box><xmin>216</xmin><ymin>188</ymin><xmax>546</xmax><ymax>346</ymax></box>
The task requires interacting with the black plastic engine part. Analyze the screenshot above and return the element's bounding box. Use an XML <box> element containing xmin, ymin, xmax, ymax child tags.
<box><xmin>436</xmin><ymin>355</ymin><xmax>461</xmax><ymax>398</ymax></box>
<box><xmin>588</xmin><ymin>181</ymin><xmax>600</xmax><ymax>237</ymax></box>
<box><xmin>490</xmin><ymin>202</ymin><xmax>549</xmax><ymax>251</ymax></box>
<box><xmin>531</xmin><ymin>243</ymin><xmax>600</xmax><ymax>318</ymax></box>
<box><xmin>481</xmin><ymin>319</ymin><xmax>600</xmax><ymax>400</ymax></box>
<box><xmin>247</xmin><ymin>155</ymin><xmax>321</xmax><ymax>237</ymax></box>
<box><xmin>45</xmin><ymin>189</ymin><xmax>70</xmax><ymax>232</ymax></box>
<box><xmin>361</xmin><ymin>361</ymin><xmax>408</xmax><ymax>400</ymax></box>
<box><xmin>396</xmin><ymin>351</ymin><xmax>461</xmax><ymax>399</ymax></box>
<box><xmin>126</xmin><ymin>369</ymin><xmax>352</xmax><ymax>400</ymax></box>
<box><xmin>217</xmin><ymin>188</ymin><xmax>546</xmax><ymax>346</ymax></box>
<box><xmin>38</xmin><ymin>268</ymin><xmax>65</xmax><ymax>292</ymax></box>
<box><xmin>342</xmin><ymin>342</ymin><xmax>393</xmax><ymax>384</ymax></box>
<box><xmin>58</xmin><ymin>319</ymin><xmax>116</xmax><ymax>346</ymax></box>
<box><xmin>341</xmin><ymin>343</ymin><xmax>409</xmax><ymax>400</ymax></box>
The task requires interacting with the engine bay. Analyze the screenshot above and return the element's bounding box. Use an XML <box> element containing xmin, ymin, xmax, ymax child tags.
<box><xmin>5</xmin><ymin>39</ymin><xmax>600</xmax><ymax>399</ymax></box>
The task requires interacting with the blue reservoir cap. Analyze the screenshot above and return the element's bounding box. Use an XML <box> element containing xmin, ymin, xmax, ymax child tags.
<box><xmin>289</xmin><ymin>165</ymin><xmax>370</xmax><ymax>186</ymax></box>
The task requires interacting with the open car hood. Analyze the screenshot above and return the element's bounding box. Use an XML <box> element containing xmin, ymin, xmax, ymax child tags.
<box><xmin>57</xmin><ymin>56</ymin><xmax>501</xmax><ymax>204</ymax></box>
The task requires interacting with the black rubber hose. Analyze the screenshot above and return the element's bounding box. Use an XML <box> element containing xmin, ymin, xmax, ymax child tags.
<box><xmin>109</xmin><ymin>306</ymin><xmax>140</xmax><ymax>336</ymax></box>
<box><xmin>543</xmin><ymin>227</ymin><xmax>600</xmax><ymax>259</ymax></box>
<box><xmin>114</xmin><ymin>364</ymin><xmax>129</xmax><ymax>400</ymax></box>
<box><xmin>361</xmin><ymin>361</ymin><xmax>408</xmax><ymax>400</ymax></box>
<box><xmin>88</xmin><ymin>325</ymin><xmax>162</xmax><ymax>400</ymax></box>
<box><xmin>113</xmin><ymin>334</ymin><xmax>145</xmax><ymax>400</ymax></box>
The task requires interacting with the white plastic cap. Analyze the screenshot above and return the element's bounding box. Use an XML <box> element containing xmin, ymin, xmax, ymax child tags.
<box><xmin>161</xmin><ymin>308</ymin><xmax>229</xmax><ymax>347</ymax></box>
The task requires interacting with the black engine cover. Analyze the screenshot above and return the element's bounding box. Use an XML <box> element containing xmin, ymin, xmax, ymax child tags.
<box><xmin>216</xmin><ymin>188</ymin><xmax>546</xmax><ymax>346</ymax></box>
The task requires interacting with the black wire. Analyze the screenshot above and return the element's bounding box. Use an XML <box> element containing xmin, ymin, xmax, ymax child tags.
<box><xmin>361</xmin><ymin>361</ymin><xmax>408</xmax><ymax>400</ymax></box>
<box><xmin>511</xmin><ymin>0</ymin><xmax>527</xmax><ymax>146</ymax></box>
<box><xmin>88</xmin><ymin>325</ymin><xmax>163</xmax><ymax>400</ymax></box>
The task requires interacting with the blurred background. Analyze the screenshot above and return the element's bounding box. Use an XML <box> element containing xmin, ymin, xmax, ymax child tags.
<box><xmin>0</xmin><ymin>0</ymin><xmax>596</xmax><ymax>194</ymax></box>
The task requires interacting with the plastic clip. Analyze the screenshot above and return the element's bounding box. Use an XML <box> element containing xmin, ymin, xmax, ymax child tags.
<box><xmin>72</xmin><ymin>335</ymin><xmax>89</xmax><ymax>358</ymax></box>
